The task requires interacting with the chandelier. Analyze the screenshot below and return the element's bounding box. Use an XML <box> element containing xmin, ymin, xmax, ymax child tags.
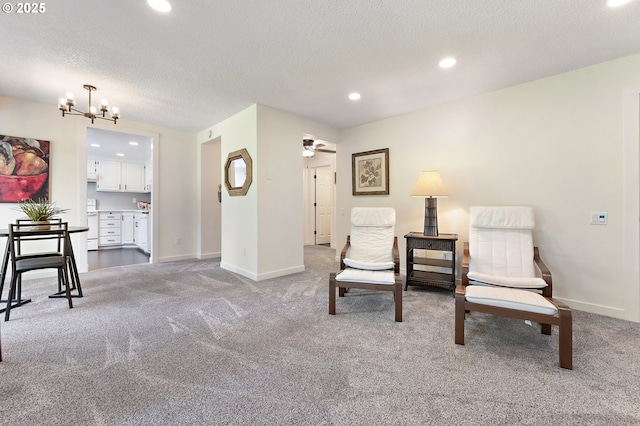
<box><xmin>58</xmin><ymin>84</ymin><xmax>120</xmax><ymax>124</ymax></box>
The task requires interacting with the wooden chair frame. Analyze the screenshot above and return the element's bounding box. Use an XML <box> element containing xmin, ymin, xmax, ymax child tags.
<box><xmin>455</xmin><ymin>241</ymin><xmax>572</xmax><ymax>369</ymax></box>
<box><xmin>329</xmin><ymin>235</ymin><xmax>403</xmax><ymax>322</ymax></box>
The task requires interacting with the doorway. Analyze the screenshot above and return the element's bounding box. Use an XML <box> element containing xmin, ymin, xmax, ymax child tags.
<box><xmin>313</xmin><ymin>165</ymin><xmax>333</xmax><ymax>245</ymax></box>
<box><xmin>85</xmin><ymin>126</ymin><xmax>155</xmax><ymax>271</ymax></box>
<box><xmin>303</xmin><ymin>142</ymin><xmax>336</xmax><ymax>247</ymax></box>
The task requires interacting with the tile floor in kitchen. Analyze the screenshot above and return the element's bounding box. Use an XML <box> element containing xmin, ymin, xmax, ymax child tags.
<box><xmin>88</xmin><ymin>247</ymin><xmax>150</xmax><ymax>271</ymax></box>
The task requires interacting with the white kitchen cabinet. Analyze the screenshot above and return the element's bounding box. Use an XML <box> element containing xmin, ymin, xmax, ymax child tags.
<box><xmin>134</xmin><ymin>212</ymin><xmax>149</xmax><ymax>252</ymax></box>
<box><xmin>96</xmin><ymin>160</ymin><xmax>121</xmax><ymax>191</ymax></box>
<box><xmin>122</xmin><ymin>212</ymin><xmax>135</xmax><ymax>244</ymax></box>
<box><xmin>87</xmin><ymin>159</ymin><xmax>98</xmax><ymax>181</ymax></box>
<box><xmin>99</xmin><ymin>211</ymin><xmax>122</xmax><ymax>246</ymax></box>
<box><xmin>96</xmin><ymin>160</ymin><xmax>146</xmax><ymax>193</ymax></box>
<box><xmin>122</xmin><ymin>163</ymin><xmax>146</xmax><ymax>192</ymax></box>
<box><xmin>144</xmin><ymin>160</ymin><xmax>152</xmax><ymax>193</ymax></box>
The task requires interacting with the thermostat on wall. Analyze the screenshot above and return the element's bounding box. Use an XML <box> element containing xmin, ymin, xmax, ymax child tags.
<box><xmin>590</xmin><ymin>212</ymin><xmax>608</xmax><ymax>225</ymax></box>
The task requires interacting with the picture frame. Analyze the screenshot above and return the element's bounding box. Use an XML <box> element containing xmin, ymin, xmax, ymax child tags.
<box><xmin>0</xmin><ymin>134</ymin><xmax>50</xmax><ymax>203</ymax></box>
<box><xmin>352</xmin><ymin>148</ymin><xmax>389</xmax><ymax>196</ymax></box>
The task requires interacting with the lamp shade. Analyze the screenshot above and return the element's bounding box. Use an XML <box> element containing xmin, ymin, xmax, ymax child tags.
<box><xmin>410</xmin><ymin>171</ymin><xmax>448</xmax><ymax>197</ymax></box>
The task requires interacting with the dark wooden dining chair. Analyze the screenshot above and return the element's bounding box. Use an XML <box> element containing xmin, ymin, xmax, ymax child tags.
<box><xmin>14</xmin><ymin>218</ymin><xmax>63</xmax><ymax>258</ymax></box>
<box><xmin>4</xmin><ymin>222</ymin><xmax>72</xmax><ymax>321</ymax></box>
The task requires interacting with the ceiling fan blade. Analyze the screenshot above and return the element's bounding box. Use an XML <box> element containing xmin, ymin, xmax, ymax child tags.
<box><xmin>315</xmin><ymin>148</ymin><xmax>336</xmax><ymax>153</ymax></box>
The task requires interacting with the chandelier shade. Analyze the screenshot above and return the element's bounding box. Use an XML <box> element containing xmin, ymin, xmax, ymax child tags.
<box><xmin>58</xmin><ymin>84</ymin><xmax>119</xmax><ymax>124</ymax></box>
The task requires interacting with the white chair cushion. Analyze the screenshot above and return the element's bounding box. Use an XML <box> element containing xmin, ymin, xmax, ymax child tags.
<box><xmin>335</xmin><ymin>268</ymin><xmax>395</xmax><ymax>284</ymax></box>
<box><xmin>469</xmin><ymin>227</ymin><xmax>537</xmax><ymax>278</ymax></box>
<box><xmin>465</xmin><ymin>285</ymin><xmax>558</xmax><ymax>315</ymax></box>
<box><xmin>351</xmin><ymin>207</ymin><xmax>396</xmax><ymax>227</ymax></box>
<box><xmin>470</xmin><ymin>206</ymin><xmax>535</xmax><ymax>229</ymax></box>
<box><xmin>343</xmin><ymin>258</ymin><xmax>395</xmax><ymax>271</ymax></box>
<box><xmin>348</xmin><ymin>207</ymin><xmax>396</xmax><ymax>264</ymax></box>
<box><xmin>467</xmin><ymin>271</ymin><xmax>547</xmax><ymax>288</ymax></box>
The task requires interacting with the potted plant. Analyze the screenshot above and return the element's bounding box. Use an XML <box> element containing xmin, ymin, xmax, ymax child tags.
<box><xmin>15</xmin><ymin>198</ymin><xmax>69</xmax><ymax>229</ymax></box>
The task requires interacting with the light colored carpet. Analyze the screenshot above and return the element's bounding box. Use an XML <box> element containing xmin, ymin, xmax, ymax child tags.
<box><xmin>1</xmin><ymin>245</ymin><xmax>639</xmax><ymax>425</ymax></box>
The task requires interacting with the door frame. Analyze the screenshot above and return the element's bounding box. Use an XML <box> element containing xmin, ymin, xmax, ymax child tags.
<box><xmin>312</xmin><ymin>165</ymin><xmax>333</xmax><ymax>245</ymax></box>
<box><xmin>78</xmin><ymin>122</ymin><xmax>159</xmax><ymax>270</ymax></box>
<box><xmin>623</xmin><ymin>84</ymin><xmax>640</xmax><ymax>322</ymax></box>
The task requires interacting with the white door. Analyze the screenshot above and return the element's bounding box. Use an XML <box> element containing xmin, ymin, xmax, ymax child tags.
<box><xmin>314</xmin><ymin>166</ymin><xmax>333</xmax><ymax>245</ymax></box>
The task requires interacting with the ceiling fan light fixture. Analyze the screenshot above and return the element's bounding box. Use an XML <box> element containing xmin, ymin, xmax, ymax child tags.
<box><xmin>302</xmin><ymin>138</ymin><xmax>315</xmax><ymax>157</ymax></box>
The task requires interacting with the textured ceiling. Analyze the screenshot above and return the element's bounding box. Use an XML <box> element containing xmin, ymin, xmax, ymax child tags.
<box><xmin>1</xmin><ymin>1</ymin><xmax>640</xmax><ymax>133</ymax></box>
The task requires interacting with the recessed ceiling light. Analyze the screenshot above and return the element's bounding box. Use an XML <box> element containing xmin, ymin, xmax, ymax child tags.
<box><xmin>116</xmin><ymin>153</ymin><xmax>125</xmax><ymax>157</ymax></box>
<box><xmin>607</xmin><ymin>0</ymin><xmax>633</xmax><ymax>7</ymax></box>
<box><xmin>129</xmin><ymin>141</ymin><xmax>139</xmax><ymax>146</ymax></box>
<box><xmin>147</xmin><ymin>0</ymin><xmax>172</xmax><ymax>13</ymax></box>
<box><xmin>348</xmin><ymin>92</ymin><xmax>361</xmax><ymax>101</ymax></box>
<box><xmin>439</xmin><ymin>57</ymin><xmax>457</xmax><ymax>68</ymax></box>
<box><xmin>90</xmin><ymin>143</ymin><xmax>100</xmax><ymax>147</ymax></box>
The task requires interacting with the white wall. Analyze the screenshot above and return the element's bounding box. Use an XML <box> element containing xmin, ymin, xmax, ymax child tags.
<box><xmin>255</xmin><ymin>105</ymin><xmax>339</xmax><ymax>279</ymax></box>
<box><xmin>198</xmin><ymin>137</ymin><xmax>222</xmax><ymax>259</ymax></box>
<box><xmin>336</xmin><ymin>53</ymin><xmax>640</xmax><ymax>321</ymax></box>
<box><xmin>201</xmin><ymin>105</ymin><xmax>259</xmax><ymax>278</ymax></box>
<box><xmin>198</xmin><ymin>104</ymin><xmax>339</xmax><ymax>280</ymax></box>
<box><xmin>0</xmin><ymin>95</ymin><xmax>199</xmax><ymax>271</ymax></box>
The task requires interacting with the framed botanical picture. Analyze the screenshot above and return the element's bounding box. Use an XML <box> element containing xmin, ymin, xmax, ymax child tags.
<box><xmin>352</xmin><ymin>148</ymin><xmax>389</xmax><ymax>196</ymax></box>
<box><xmin>0</xmin><ymin>134</ymin><xmax>50</xmax><ymax>203</ymax></box>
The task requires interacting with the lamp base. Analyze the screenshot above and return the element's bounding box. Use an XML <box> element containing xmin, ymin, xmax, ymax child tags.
<box><xmin>423</xmin><ymin>197</ymin><xmax>438</xmax><ymax>236</ymax></box>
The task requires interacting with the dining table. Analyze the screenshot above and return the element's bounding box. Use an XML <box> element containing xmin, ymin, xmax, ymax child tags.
<box><xmin>0</xmin><ymin>225</ymin><xmax>89</xmax><ymax>313</ymax></box>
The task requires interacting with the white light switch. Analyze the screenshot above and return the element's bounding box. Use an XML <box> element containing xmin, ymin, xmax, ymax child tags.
<box><xmin>591</xmin><ymin>212</ymin><xmax>608</xmax><ymax>225</ymax></box>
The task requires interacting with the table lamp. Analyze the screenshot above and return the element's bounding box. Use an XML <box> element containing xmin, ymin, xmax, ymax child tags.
<box><xmin>411</xmin><ymin>171</ymin><xmax>448</xmax><ymax>236</ymax></box>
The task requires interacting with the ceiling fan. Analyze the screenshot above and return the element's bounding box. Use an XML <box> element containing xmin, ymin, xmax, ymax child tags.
<box><xmin>302</xmin><ymin>139</ymin><xmax>335</xmax><ymax>157</ymax></box>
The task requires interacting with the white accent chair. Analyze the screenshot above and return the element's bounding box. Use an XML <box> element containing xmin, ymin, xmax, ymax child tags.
<box><xmin>329</xmin><ymin>207</ymin><xmax>402</xmax><ymax>322</ymax></box>
<box><xmin>455</xmin><ymin>206</ymin><xmax>572</xmax><ymax>369</ymax></box>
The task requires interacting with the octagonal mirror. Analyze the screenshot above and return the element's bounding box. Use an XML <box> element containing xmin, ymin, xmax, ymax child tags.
<box><xmin>224</xmin><ymin>148</ymin><xmax>253</xmax><ymax>196</ymax></box>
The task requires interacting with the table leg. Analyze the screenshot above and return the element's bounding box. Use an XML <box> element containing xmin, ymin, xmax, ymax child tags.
<box><xmin>0</xmin><ymin>238</ymin><xmax>9</xmax><ymax>300</ymax></box>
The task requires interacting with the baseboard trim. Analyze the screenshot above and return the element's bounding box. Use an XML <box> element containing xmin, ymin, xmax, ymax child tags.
<box><xmin>220</xmin><ymin>262</ymin><xmax>257</xmax><ymax>280</ymax></box>
<box><xmin>158</xmin><ymin>254</ymin><xmax>197</xmax><ymax>263</ymax></box>
<box><xmin>220</xmin><ymin>263</ymin><xmax>305</xmax><ymax>282</ymax></box>
<box><xmin>256</xmin><ymin>265</ymin><xmax>305</xmax><ymax>281</ymax></box>
<box><xmin>198</xmin><ymin>252</ymin><xmax>221</xmax><ymax>260</ymax></box>
<box><xmin>554</xmin><ymin>296</ymin><xmax>629</xmax><ymax>321</ymax></box>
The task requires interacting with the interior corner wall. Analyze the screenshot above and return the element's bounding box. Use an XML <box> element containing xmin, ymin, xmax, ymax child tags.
<box><xmin>198</xmin><ymin>136</ymin><xmax>222</xmax><ymax>259</ymax></box>
<box><xmin>335</xmin><ymin>53</ymin><xmax>640</xmax><ymax>322</ymax></box>
<box><xmin>254</xmin><ymin>104</ymin><xmax>339</xmax><ymax>280</ymax></box>
<box><xmin>204</xmin><ymin>105</ymin><xmax>259</xmax><ymax>279</ymax></box>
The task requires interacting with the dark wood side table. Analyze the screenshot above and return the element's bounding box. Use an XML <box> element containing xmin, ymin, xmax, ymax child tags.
<box><xmin>404</xmin><ymin>232</ymin><xmax>458</xmax><ymax>293</ymax></box>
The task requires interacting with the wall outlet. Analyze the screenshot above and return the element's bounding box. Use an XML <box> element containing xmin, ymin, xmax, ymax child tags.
<box><xmin>175</xmin><ymin>236</ymin><xmax>181</xmax><ymax>245</ymax></box>
<box><xmin>133</xmin><ymin>197</ymin><xmax>137</xmax><ymax>203</ymax></box>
